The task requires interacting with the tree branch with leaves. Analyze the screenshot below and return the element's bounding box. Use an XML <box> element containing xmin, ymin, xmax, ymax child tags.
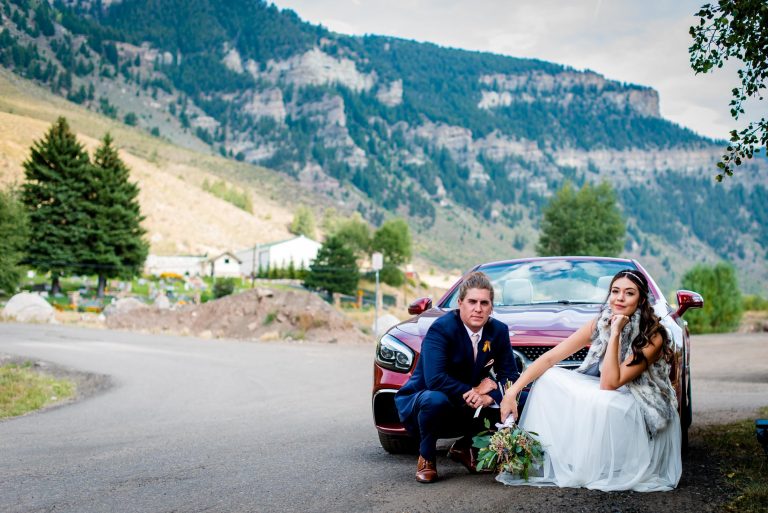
<box><xmin>689</xmin><ymin>1</ymin><xmax>768</xmax><ymax>181</ymax></box>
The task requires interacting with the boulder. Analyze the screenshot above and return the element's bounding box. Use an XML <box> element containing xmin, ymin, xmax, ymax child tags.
<box><xmin>153</xmin><ymin>293</ymin><xmax>171</xmax><ymax>310</ymax></box>
<box><xmin>1</xmin><ymin>292</ymin><xmax>55</xmax><ymax>323</ymax></box>
<box><xmin>102</xmin><ymin>297</ymin><xmax>148</xmax><ymax>317</ymax></box>
<box><xmin>372</xmin><ymin>313</ymin><xmax>401</xmax><ymax>338</ymax></box>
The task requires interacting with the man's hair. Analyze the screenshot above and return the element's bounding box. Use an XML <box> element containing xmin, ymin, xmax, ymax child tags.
<box><xmin>458</xmin><ymin>271</ymin><xmax>494</xmax><ymax>302</ymax></box>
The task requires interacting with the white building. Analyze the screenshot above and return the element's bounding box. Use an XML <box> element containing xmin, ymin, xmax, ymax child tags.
<box><xmin>205</xmin><ymin>252</ymin><xmax>243</xmax><ymax>278</ymax></box>
<box><xmin>144</xmin><ymin>255</ymin><xmax>205</xmax><ymax>277</ymax></box>
<box><xmin>236</xmin><ymin>235</ymin><xmax>322</xmax><ymax>276</ymax></box>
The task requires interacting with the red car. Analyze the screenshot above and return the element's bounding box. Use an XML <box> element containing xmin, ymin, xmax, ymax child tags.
<box><xmin>372</xmin><ymin>257</ymin><xmax>703</xmax><ymax>453</ymax></box>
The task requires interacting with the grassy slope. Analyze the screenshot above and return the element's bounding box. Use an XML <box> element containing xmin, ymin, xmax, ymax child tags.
<box><xmin>0</xmin><ymin>68</ymin><xmax>298</xmax><ymax>256</ymax></box>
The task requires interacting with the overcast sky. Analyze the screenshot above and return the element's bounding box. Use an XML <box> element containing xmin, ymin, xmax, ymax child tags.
<box><xmin>269</xmin><ymin>0</ymin><xmax>766</xmax><ymax>141</ymax></box>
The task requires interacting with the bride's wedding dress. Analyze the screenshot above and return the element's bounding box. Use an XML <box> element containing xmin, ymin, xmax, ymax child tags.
<box><xmin>497</xmin><ymin>366</ymin><xmax>682</xmax><ymax>492</ymax></box>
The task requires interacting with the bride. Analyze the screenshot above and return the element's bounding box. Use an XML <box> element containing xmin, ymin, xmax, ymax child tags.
<box><xmin>499</xmin><ymin>269</ymin><xmax>682</xmax><ymax>492</ymax></box>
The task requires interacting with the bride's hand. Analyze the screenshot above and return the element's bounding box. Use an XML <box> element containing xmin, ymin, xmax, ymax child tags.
<box><xmin>610</xmin><ymin>314</ymin><xmax>629</xmax><ymax>337</ymax></box>
<box><xmin>500</xmin><ymin>394</ymin><xmax>518</xmax><ymax>423</ymax></box>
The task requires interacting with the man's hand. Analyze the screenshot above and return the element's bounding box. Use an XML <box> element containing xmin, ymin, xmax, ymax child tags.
<box><xmin>500</xmin><ymin>394</ymin><xmax>518</xmax><ymax>423</ymax></box>
<box><xmin>463</xmin><ymin>389</ymin><xmax>494</xmax><ymax>408</ymax></box>
<box><xmin>463</xmin><ymin>378</ymin><xmax>498</xmax><ymax>408</ymax></box>
<box><xmin>475</xmin><ymin>377</ymin><xmax>498</xmax><ymax>395</ymax></box>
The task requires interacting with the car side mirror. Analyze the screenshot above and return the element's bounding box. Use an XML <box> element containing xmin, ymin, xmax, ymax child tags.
<box><xmin>675</xmin><ymin>290</ymin><xmax>703</xmax><ymax>318</ymax></box>
<box><xmin>408</xmin><ymin>297</ymin><xmax>432</xmax><ymax>315</ymax></box>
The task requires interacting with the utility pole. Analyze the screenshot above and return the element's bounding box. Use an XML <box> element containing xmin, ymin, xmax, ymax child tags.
<box><xmin>372</xmin><ymin>252</ymin><xmax>383</xmax><ymax>340</ymax></box>
<box><xmin>250</xmin><ymin>243</ymin><xmax>260</xmax><ymax>287</ymax></box>
<box><xmin>251</xmin><ymin>244</ymin><xmax>256</xmax><ymax>287</ymax></box>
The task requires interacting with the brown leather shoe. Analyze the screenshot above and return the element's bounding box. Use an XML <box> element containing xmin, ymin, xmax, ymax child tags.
<box><xmin>448</xmin><ymin>442</ymin><xmax>491</xmax><ymax>473</ymax></box>
<box><xmin>416</xmin><ymin>455</ymin><xmax>438</xmax><ymax>483</ymax></box>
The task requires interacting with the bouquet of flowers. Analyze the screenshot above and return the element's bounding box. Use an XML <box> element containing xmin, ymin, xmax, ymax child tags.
<box><xmin>472</xmin><ymin>416</ymin><xmax>544</xmax><ymax>480</ymax></box>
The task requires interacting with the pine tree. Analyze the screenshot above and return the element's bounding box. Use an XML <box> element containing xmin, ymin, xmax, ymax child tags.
<box><xmin>22</xmin><ymin>117</ymin><xmax>92</xmax><ymax>295</ymax></box>
<box><xmin>88</xmin><ymin>133</ymin><xmax>148</xmax><ymax>297</ymax></box>
<box><xmin>303</xmin><ymin>236</ymin><xmax>359</xmax><ymax>299</ymax></box>
<box><xmin>0</xmin><ymin>187</ymin><xmax>29</xmax><ymax>294</ymax></box>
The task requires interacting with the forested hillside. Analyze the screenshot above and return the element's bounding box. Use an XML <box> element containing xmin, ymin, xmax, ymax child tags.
<box><xmin>1</xmin><ymin>0</ymin><xmax>766</xmax><ymax>293</ymax></box>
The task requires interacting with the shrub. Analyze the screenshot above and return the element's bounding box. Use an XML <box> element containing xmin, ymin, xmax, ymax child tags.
<box><xmin>213</xmin><ymin>278</ymin><xmax>236</xmax><ymax>299</ymax></box>
<box><xmin>680</xmin><ymin>263</ymin><xmax>743</xmax><ymax>334</ymax></box>
<box><xmin>742</xmin><ymin>294</ymin><xmax>768</xmax><ymax>311</ymax></box>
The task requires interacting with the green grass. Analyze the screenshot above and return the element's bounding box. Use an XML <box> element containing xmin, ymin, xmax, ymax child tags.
<box><xmin>0</xmin><ymin>362</ymin><xmax>75</xmax><ymax>419</ymax></box>
<box><xmin>699</xmin><ymin>407</ymin><xmax>768</xmax><ymax>512</ymax></box>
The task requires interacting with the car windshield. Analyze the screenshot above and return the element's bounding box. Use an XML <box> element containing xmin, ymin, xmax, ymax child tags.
<box><xmin>442</xmin><ymin>259</ymin><xmax>640</xmax><ymax>308</ymax></box>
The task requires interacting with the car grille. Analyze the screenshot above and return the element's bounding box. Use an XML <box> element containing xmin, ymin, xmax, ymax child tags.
<box><xmin>516</xmin><ymin>346</ymin><xmax>589</xmax><ymax>364</ymax></box>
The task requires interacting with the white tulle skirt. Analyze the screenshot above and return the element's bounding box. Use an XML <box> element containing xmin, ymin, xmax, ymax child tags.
<box><xmin>497</xmin><ymin>367</ymin><xmax>682</xmax><ymax>492</ymax></box>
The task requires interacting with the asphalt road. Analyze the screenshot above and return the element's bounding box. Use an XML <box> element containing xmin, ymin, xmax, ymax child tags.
<box><xmin>0</xmin><ymin>324</ymin><xmax>765</xmax><ymax>513</ymax></box>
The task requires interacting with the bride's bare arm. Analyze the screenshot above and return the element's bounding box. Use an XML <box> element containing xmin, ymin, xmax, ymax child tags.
<box><xmin>500</xmin><ymin>319</ymin><xmax>595</xmax><ymax>421</ymax></box>
<box><xmin>599</xmin><ymin>318</ymin><xmax>664</xmax><ymax>390</ymax></box>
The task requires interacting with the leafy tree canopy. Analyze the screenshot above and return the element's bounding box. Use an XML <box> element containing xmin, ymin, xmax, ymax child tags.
<box><xmin>690</xmin><ymin>0</ymin><xmax>768</xmax><ymax>180</ymax></box>
<box><xmin>289</xmin><ymin>205</ymin><xmax>317</xmax><ymax>239</ymax></box>
<box><xmin>680</xmin><ymin>262</ymin><xmax>743</xmax><ymax>333</ymax></box>
<box><xmin>371</xmin><ymin>218</ymin><xmax>412</xmax><ymax>266</ymax></box>
<box><xmin>329</xmin><ymin>212</ymin><xmax>371</xmax><ymax>258</ymax></box>
<box><xmin>536</xmin><ymin>181</ymin><xmax>626</xmax><ymax>257</ymax></box>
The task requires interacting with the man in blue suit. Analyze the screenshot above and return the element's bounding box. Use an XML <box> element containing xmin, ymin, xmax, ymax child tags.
<box><xmin>395</xmin><ymin>271</ymin><xmax>519</xmax><ymax>483</ymax></box>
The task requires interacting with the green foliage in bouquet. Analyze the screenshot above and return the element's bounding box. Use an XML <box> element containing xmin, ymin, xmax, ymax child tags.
<box><xmin>472</xmin><ymin>418</ymin><xmax>544</xmax><ymax>481</ymax></box>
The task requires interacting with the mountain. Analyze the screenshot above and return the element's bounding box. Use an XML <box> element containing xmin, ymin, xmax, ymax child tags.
<box><xmin>1</xmin><ymin>0</ymin><xmax>766</xmax><ymax>294</ymax></box>
<box><xmin>0</xmin><ymin>67</ymin><xmax>300</xmax><ymax>257</ymax></box>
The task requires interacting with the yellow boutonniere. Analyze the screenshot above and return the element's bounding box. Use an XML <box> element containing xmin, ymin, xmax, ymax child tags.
<box><xmin>482</xmin><ymin>340</ymin><xmax>491</xmax><ymax>353</ymax></box>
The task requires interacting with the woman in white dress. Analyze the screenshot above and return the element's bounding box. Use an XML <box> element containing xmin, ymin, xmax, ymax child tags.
<box><xmin>498</xmin><ymin>269</ymin><xmax>682</xmax><ymax>492</ymax></box>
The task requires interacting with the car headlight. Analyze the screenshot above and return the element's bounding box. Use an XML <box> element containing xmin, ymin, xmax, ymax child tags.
<box><xmin>512</xmin><ymin>349</ymin><xmax>530</xmax><ymax>372</ymax></box>
<box><xmin>376</xmin><ymin>334</ymin><xmax>414</xmax><ymax>372</ymax></box>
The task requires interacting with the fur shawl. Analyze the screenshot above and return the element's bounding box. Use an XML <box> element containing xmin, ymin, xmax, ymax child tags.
<box><xmin>576</xmin><ymin>306</ymin><xmax>678</xmax><ymax>437</ymax></box>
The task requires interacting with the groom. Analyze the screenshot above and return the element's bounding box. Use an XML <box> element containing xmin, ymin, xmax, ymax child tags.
<box><xmin>395</xmin><ymin>271</ymin><xmax>519</xmax><ymax>483</ymax></box>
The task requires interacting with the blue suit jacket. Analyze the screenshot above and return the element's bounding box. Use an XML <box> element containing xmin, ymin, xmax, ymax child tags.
<box><xmin>395</xmin><ymin>310</ymin><xmax>519</xmax><ymax>423</ymax></box>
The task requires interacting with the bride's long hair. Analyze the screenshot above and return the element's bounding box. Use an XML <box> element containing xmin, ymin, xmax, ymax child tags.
<box><xmin>606</xmin><ymin>269</ymin><xmax>672</xmax><ymax>367</ymax></box>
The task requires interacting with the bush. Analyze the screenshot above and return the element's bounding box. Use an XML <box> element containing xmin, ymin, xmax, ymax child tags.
<box><xmin>680</xmin><ymin>263</ymin><xmax>743</xmax><ymax>334</ymax></box>
<box><xmin>213</xmin><ymin>277</ymin><xmax>236</xmax><ymax>299</ymax></box>
<box><xmin>742</xmin><ymin>294</ymin><xmax>768</xmax><ymax>311</ymax></box>
<box><xmin>379</xmin><ymin>263</ymin><xmax>404</xmax><ymax>287</ymax></box>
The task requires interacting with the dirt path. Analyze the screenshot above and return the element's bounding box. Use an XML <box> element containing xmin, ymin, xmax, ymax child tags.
<box><xmin>689</xmin><ymin>332</ymin><xmax>768</xmax><ymax>425</ymax></box>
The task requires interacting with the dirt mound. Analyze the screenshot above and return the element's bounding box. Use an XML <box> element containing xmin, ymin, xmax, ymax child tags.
<box><xmin>105</xmin><ymin>287</ymin><xmax>369</xmax><ymax>344</ymax></box>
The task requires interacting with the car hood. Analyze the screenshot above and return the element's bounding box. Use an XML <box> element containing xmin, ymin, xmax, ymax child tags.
<box><xmin>393</xmin><ymin>304</ymin><xmax>601</xmax><ymax>345</ymax></box>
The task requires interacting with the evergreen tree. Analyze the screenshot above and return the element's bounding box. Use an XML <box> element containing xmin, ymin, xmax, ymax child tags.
<box><xmin>303</xmin><ymin>236</ymin><xmax>359</xmax><ymax>299</ymax></box>
<box><xmin>21</xmin><ymin>117</ymin><xmax>92</xmax><ymax>295</ymax></box>
<box><xmin>88</xmin><ymin>133</ymin><xmax>149</xmax><ymax>297</ymax></box>
<box><xmin>0</xmin><ymin>187</ymin><xmax>30</xmax><ymax>294</ymax></box>
<box><xmin>536</xmin><ymin>182</ymin><xmax>626</xmax><ymax>257</ymax></box>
